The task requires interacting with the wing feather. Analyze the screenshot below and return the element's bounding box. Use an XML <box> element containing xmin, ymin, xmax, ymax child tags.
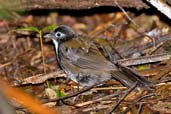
<box><xmin>59</xmin><ymin>37</ymin><xmax>116</xmax><ymax>71</ymax></box>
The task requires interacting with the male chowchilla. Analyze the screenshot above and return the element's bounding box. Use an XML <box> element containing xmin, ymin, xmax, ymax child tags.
<box><xmin>44</xmin><ymin>25</ymin><xmax>150</xmax><ymax>88</ymax></box>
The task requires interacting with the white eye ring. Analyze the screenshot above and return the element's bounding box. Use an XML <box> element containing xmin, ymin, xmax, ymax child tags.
<box><xmin>55</xmin><ymin>32</ymin><xmax>65</xmax><ymax>39</ymax></box>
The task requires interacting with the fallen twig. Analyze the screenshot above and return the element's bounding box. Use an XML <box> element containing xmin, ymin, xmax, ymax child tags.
<box><xmin>19</xmin><ymin>70</ymin><xmax>66</xmax><ymax>85</ymax></box>
<box><xmin>76</xmin><ymin>93</ymin><xmax>119</xmax><ymax>107</ymax></box>
<box><xmin>121</xmin><ymin>93</ymin><xmax>155</xmax><ymax>114</ymax></box>
<box><xmin>108</xmin><ymin>82</ymin><xmax>137</xmax><ymax>114</ymax></box>
<box><xmin>42</xmin><ymin>84</ymin><xmax>96</xmax><ymax>103</ymax></box>
<box><xmin>118</xmin><ymin>54</ymin><xmax>171</xmax><ymax>66</ymax></box>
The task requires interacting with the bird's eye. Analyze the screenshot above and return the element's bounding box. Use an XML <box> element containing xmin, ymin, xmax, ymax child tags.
<box><xmin>55</xmin><ymin>32</ymin><xmax>65</xmax><ymax>39</ymax></box>
<box><xmin>56</xmin><ymin>33</ymin><xmax>61</xmax><ymax>37</ymax></box>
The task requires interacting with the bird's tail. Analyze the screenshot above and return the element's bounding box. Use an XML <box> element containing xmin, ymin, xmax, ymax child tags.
<box><xmin>111</xmin><ymin>64</ymin><xmax>150</xmax><ymax>88</ymax></box>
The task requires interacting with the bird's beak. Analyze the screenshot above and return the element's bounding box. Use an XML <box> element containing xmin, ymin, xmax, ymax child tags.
<box><xmin>43</xmin><ymin>33</ymin><xmax>54</xmax><ymax>39</ymax></box>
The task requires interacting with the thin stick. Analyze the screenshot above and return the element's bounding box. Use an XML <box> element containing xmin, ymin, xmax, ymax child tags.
<box><xmin>42</xmin><ymin>85</ymin><xmax>95</xmax><ymax>103</ymax></box>
<box><xmin>137</xmin><ymin>103</ymin><xmax>143</xmax><ymax>114</ymax></box>
<box><xmin>114</xmin><ymin>1</ymin><xmax>139</xmax><ymax>28</ymax></box>
<box><xmin>108</xmin><ymin>82</ymin><xmax>137</xmax><ymax>114</ymax></box>
<box><xmin>122</xmin><ymin>93</ymin><xmax>155</xmax><ymax>114</ymax></box>
<box><xmin>114</xmin><ymin>1</ymin><xmax>156</xmax><ymax>47</ymax></box>
<box><xmin>39</xmin><ymin>30</ymin><xmax>46</xmax><ymax>74</ymax></box>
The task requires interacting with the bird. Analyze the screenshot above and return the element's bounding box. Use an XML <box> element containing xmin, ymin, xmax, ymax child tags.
<box><xmin>44</xmin><ymin>25</ymin><xmax>150</xmax><ymax>88</ymax></box>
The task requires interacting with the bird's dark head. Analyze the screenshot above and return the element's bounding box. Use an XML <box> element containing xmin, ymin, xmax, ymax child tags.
<box><xmin>44</xmin><ymin>25</ymin><xmax>76</xmax><ymax>42</ymax></box>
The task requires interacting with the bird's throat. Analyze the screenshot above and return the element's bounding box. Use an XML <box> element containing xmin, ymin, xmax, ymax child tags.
<box><xmin>52</xmin><ymin>39</ymin><xmax>60</xmax><ymax>62</ymax></box>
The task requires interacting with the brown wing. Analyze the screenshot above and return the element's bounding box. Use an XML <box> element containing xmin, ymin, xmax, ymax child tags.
<box><xmin>59</xmin><ymin>36</ymin><xmax>116</xmax><ymax>71</ymax></box>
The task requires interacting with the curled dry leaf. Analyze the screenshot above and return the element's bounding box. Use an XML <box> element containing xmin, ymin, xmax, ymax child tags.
<box><xmin>44</xmin><ymin>88</ymin><xmax>57</xmax><ymax>107</ymax></box>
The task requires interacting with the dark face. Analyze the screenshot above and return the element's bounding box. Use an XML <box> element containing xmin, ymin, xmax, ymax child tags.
<box><xmin>44</xmin><ymin>25</ymin><xmax>76</xmax><ymax>42</ymax></box>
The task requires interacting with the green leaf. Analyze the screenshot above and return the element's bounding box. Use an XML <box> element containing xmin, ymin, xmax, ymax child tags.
<box><xmin>55</xmin><ymin>89</ymin><xmax>66</xmax><ymax>98</ymax></box>
<box><xmin>17</xmin><ymin>26</ymin><xmax>40</xmax><ymax>32</ymax></box>
<box><xmin>0</xmin><ymin>10</ymin><xmax>16</xmax><ymax>20</ymax></box>
<box><xmin>42</xmin><ymin>25</ymin><xmax>57</xmax><ymax>31</ymax></box>
<box><xmin>137</xmin><ymin>65</ymin><xmax>150</xmax><ymax>70</ymax></box>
